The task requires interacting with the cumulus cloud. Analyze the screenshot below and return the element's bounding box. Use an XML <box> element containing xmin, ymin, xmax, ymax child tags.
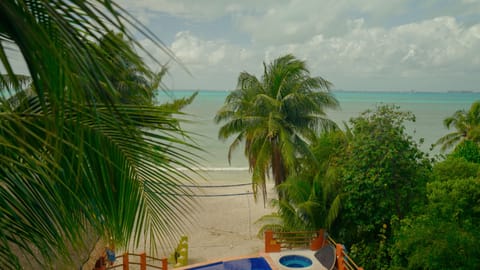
<box><xmin>170</xmin><ymin>31</ymin><xmax>231</xmax><ymax>66</ymax></box>
<box><xmin>180</xmin><ymin>17</ymin><xmax>477</xmax><ymax>90</ymax></box>
<box><xmin>137</xmin><ymin>31</ymin><xmax>263</xmax><ymax>90</ymax></box>
<box><xmin>126</xmin><ymin>1</ymin><xmax>480</xmax><ymax>91</ymax></box>
<box><xmin>260</xmin><ymin>16</ymin><xmax>480</xmax><ymax>87</ymax></box>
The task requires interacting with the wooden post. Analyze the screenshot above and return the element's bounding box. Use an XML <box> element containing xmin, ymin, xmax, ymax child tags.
<box><xmin>162</xmin><ymin>258</ymin><xmax>168</xmax><ymax>270</ymax></box>
<box><xmin>265</xmin><ymin>230</ymin><xmax>281</xmax><ymax>252</ymax></box>
<box><xmin>123</xmin><ymin>253</ymin><xmax>129</xmax><ymax>270</ymax></box>
<box><xmin>94</xmin><ymin>256</ymin><xmax>106</xmax><ymax>270</ymax></box>
<box><xmin>140</xmin><ymin>253</ymin><xmax>146</xmax><ymax>270</ymax></box>
<box><xmin>310</xmin><ymin>229</ymin><xmax>325</xmax><ymax>250</ymax></box>
<box><xmin>336</xmin><ymin>244</ymin><xmax>345</xmax><ymax>270</ymax></box>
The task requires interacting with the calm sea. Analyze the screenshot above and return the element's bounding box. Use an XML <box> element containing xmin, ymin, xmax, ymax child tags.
<box><xmin>157</xmin><ymin>90</ymin><xmax>479</xmax><ymax>172</ymax></box>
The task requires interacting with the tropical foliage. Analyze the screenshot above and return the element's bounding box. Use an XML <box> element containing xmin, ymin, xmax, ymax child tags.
<box><xmin>215</xmin><ymin>54</ymin><xmax>338</xmax><ymax>201</ymax></box>
<box><xmin>0</xmin><ymin>1</ymin><xmax>198</xmax><ymax>269</ymax></box>
<box><xmin>257</xmin><ymin>130</ymin><xmax>347</xmax><ymax>233</ymax></box>
<box><xmin>393</xmin><ymin>177</ymin><xmax>480</xmax><ymax>269</ymax></box>
<box><xmin>326</xmin><ymin>105</ymin><xmax>432</xmax><ymax>269</ymax></box>
<box><xmin>324</xmin><ymin>103</ymin><xmax>480</xmax><ymax>269</ymax></box>
<box><xmin>389</xmin><ymin>133</ymin><xmax>480</xmax><ymax>269</ymax></box>
<box><xmin>449</xmin><ymin>139</ymin><xmax>480</xmax><ymax>163</ymax></box>
<box><xmin>250</xmin><ymin>91</ymin><xmax>480</xmax><ymax>269</ymax></box>
<box><xmin>435</xmin><ymin>100</ymin><xmax>480</xmax><ymax>151</ymax></box>
<box><xmin>432</xmin><ymin>155</ymin><xmax>480</xmax><ymax>183</ymax></box>
<box><xmin>93</xmin><ymin>32</ymin><xmax>167</xmax><ymax>106</ymax></box>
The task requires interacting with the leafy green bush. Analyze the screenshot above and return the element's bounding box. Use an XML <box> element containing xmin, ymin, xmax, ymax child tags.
<box><xmin>450</xmin><ymin>140</ymin><xmax>480</xmax><ymax>163</ymax></box>
<box><xmin>332</xmin><ymin>105</ymin><xmax>431</xmax><ymax>269</ymax></box>
<box><xmin>432</xmin><ymin>155</ymin><xmax>480</xmax><ymax>182</ymax></box>
<box><xmin>392</xmin><ymin>179</ymin><xmax>480</xmax><ymax>269</ymax></box>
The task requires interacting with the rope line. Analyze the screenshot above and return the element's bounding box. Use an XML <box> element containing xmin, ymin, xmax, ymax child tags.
<box><xmin>159</xmin><ymin>192</ymin><xmax>253</xmax><ymax>197</ymax></box>
<box><xmin>188</xmin><ymin>192</ymin><xmax>253</xmax><ymax>197</ymax></box>
<box><xmin>175</xmin><ymin>183</ymin><xmax>252</xmax><ymax>188</ymax></box>
<box><xmin>159</xmin><ymin>182</ymin><xmax>255</xmax><ymax>197</ymax></box>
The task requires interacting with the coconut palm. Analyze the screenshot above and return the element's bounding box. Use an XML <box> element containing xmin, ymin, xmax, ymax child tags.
<box><xmin>435</xmin><ymin>100</ymin><xmax>480</xmax><ymax>151</ymax></box>
<box><xmin>94</xmin><ymin>32</ymin><xmax>167</xmax><ymax>106</ymax></box>
<box><xmin>1</xmin><ymin>1</ymin><xmax>198</xmax><ymax>269</ymax></box>
<box><xmin>215</xmin><ymin>54</ymin><xmax>338</xmax><ymax>201</ymax></box>
<box><xmin>256</xmin><ymin>130</ymin><xmax>347</xmax><ymax>234</ymax></box>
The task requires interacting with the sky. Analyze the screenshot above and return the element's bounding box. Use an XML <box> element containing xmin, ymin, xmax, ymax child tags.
<box><xmin>116</xmin><ymin>0</ymin><xmax>480</xmax><ymax>92</ymax></box>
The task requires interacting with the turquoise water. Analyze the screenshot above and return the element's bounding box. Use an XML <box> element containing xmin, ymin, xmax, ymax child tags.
<box><xmin>279</xmin><ymin>255</ymin><xmax>313</xmax><ymax>268</ymax></box>
<box><xmin>157</xmin><ymin>90</ymin><xmax>479</xmax><ymax>171</ymax></box>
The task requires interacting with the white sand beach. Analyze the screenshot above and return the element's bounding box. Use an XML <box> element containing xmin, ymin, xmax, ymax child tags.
<box><xmin>109</xmin><ymin>170</ymin><xmax>278</xmax><ymax>268</ymax></box>
<box><xmin>179</xmin><ymin>171</ymin><xmax>277</xmax><ymax>265</ymax></box>
<box><xmin>83</xmin><ymin>171</ymin><xmax>278</xmax><ymax>270</ymax></box>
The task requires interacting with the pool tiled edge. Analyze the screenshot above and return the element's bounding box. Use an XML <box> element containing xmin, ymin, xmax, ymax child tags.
<box><xmin>267</xmin><ymin>249</ymin><xmax>327</xmax><ymax>270</ymax></box>
<box><xmin>174</xmin><ymin>253</ymin><xmax>277</xmax><ymax>270</ymax></box>
<box><xmin>173</xmin><ymin>250</ymin><xmax>327</xmax><ymax>270</ymax></box>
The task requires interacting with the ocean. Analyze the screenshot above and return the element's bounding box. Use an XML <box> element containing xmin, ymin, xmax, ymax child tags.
<box><xmin>157</xmin><ymin>90</ymin><xmax>479</xmax><ymax>179</ymax></box>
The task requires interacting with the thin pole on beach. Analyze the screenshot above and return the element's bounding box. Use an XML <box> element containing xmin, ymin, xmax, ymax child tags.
<box><xmin>246</xmin><ymin>193</ymin><xmax>252</xmax><ymax>239</ymax></box>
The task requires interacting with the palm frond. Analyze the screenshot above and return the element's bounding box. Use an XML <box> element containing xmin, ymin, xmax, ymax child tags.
<box><xmin>436</xmin><ymin>101</ymin><xmax>480</xmax><ymax>151</ymax></box>
<box><xmin>0</xmin><ymin>0</ymin><xmax>199</xmax><ymax>268</ymax></box>
<box><xmin>215</xmin><ymin>54</ymin><xmax>338</xmax><ymax>201</ymax></box>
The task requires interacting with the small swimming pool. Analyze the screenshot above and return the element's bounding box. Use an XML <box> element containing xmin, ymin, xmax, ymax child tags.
<box><xmin>187</xmin><ymin>257</ymin><xmax>272</xmax><ymax>270</ymax></box>
<box><xmin>279</xmin><ymin>255</ymin><xmax>312</xmax><ymax>268</ymax></box>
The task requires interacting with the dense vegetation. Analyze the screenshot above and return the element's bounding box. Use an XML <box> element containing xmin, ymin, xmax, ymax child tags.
<box><xmin>259</xmin><ymin>102</ymin><xmax>480</xmax><ymax>269</ymax></box>
<box><xmin>313</xmin><ymin>104</ymin><xmax>477</xmax><ymax>269</ymax></box>
<box><xmin>224</xmin><ymin>56</ymin><xmax>480</xmax><ymax>269</ymax></box>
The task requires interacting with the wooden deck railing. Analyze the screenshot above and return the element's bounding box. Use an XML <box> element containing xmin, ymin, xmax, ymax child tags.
<box><xmin>264</xmin><ymin>230</ymin><xmax>326</xmax><ymax>252</ymax></box>
<box><xmin>264</xmin><ymin>230</ymin><xmax>363</xmax><ymax>270</ymax></box>
<box><xmin>326</xmin><ymin>235</ymin><xmax>363</xmax><ymax>270</ymax></box>
<box><xmin>104</xmin><ymin>253</ymin><xmax>168</xmax><ymax>270</ymax></box>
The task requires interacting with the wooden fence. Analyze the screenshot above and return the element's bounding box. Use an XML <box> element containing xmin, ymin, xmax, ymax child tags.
<box><xmin>264</xmin><ymin>230</ymin><xmax>363</xmax><ymax>270</ymax></box>
<box><xmin>99</xmin><ymin>253</ymin><xmax>168</xmax><ymax>270</ymax></box>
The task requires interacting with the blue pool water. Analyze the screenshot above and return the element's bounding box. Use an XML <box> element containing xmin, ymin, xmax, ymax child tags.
<box><xmin>279</xmin><ymin>255</ymin><xmax>313</xmax><ymax>268</ymax></box>
<box><xmin>187</xmin><ymin>257</ymin><xmax>272</xmax><ymax>270</ymax></box>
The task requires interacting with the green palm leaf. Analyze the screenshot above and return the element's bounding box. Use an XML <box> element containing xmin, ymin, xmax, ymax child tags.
<box><xmin>215</xmin><ymin>54</ymin><xmax>338</xmax><ymax>201</ymax></box>
<box><xmin>1</xmin><ymin>1</ymin><xmax>200</xmax><ymax>268</ymax></box>
<box><xmin>435</xmin><ymin>100</ymin><xmax>480</xmax><ymax>151</ymax></box>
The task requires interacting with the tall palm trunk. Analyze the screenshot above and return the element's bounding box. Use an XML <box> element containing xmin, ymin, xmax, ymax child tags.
<box><xmin>272</xmin><ymin>140</ymin><xmax>287</xmax><ymax>198</ymax></box>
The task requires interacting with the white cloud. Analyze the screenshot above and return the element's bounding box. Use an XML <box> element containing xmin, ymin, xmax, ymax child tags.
<box><xmin>126</xmin><ymin>1</ymin><xmax>480</xmax><ymax>91</ymax></box>
<box><xmin>137</xmin><ymin>31</ymin><xmax>263</xmax><ymax>90</ymax></box>
<box><xmin>238</xmin><ymin>0</ymin><xmax>350</xmax><ymax>44</ymax></box>
<box><xmin>170</xmin><ymin>31</ymin><xmax>230</xmax><ymax>66</ymax></box>
<box><xmin>174</xmin><ymin>16</ymin><xmax>479</xmax><ymax>90</ymax></box>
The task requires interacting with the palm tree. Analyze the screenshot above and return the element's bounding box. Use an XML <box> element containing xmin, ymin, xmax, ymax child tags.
<box><xmin>256</xmin><ymin>130</ymin><xmax>346</xmax><ymax>234</ymax></box>
<box><xmin>435</xmin><ymin>100</ymin><xmax>480</xmax><ymax>151</ymax></box>
<box><xmin>1</xmin><ymin>1</ymin><xmax>199</xmax><ymax>269</ymax></box>
<box><xmin>94</xmin><ymin>32</ymin><xmax>167</xmax><ymax>106</ymax></box>
<box><xmin>215</xmin><ymin>54</ymin><xmax>338</xmax><ymax>201</ymax></box>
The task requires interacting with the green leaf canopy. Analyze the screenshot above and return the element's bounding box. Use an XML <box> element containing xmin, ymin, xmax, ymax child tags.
<box><xmin>0</xmin><ymin>1</ymin><xmax>199</xmax><ymax>268</ymax></box>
